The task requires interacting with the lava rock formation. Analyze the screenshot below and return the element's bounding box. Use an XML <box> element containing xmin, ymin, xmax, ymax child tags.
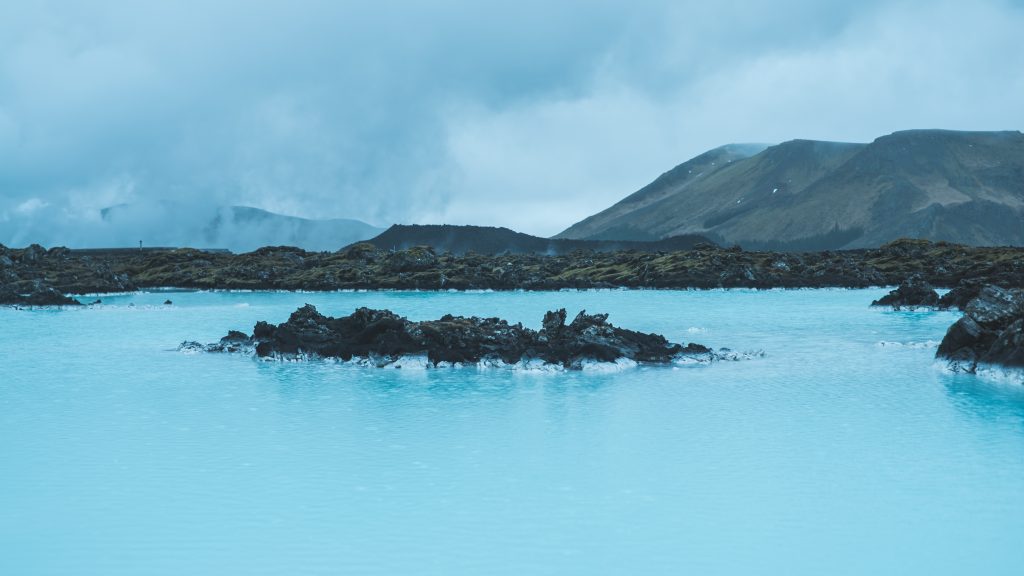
<box><xmin>182</xmin><ymin>305</ymin><xmax>725</xmax><ymax>369</ymax></box>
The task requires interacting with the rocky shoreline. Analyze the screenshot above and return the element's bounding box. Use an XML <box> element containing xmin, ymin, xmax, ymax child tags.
<box><xmin>180</xmin><ymin>305</ymin><xmax>739</xmax><ymax>369</ymax></box>
<box><xmin>869</xmin><ymin>274</ymin><xmax>942</xmax><ymax>310</ymax></box>
<box><xmin>2</xmin><ymin>238</ymin><xmax>1023</xmax><ymax>303</ymax></box>
<box><xmin>936</xmin><ymin>286</ymin><xmax>1024</xmax><ymax>373</ymax></box>
<box><xmin>866</xmin><ymin>277</ymin><xmax>1024</xmax><ymax>374</ymax></box>
<box><xmin>7</xmin><ymin>237</ymin><xmax>1022</xmax><ymax>377</ymax></box>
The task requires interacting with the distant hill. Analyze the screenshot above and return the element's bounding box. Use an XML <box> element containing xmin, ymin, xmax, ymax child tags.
<box><xmin>361</xmin><ymin>224</ymin><xmax>712</xmax><ymax>254</ymax></box>
<box><xmin>93</xmin><ymin>203</ymin><xmax>383</xmax><ymax>252</ymax></box>
<box><xmin>214</xmin><ymin>206</ymin><xmax>382</xmax><ymax>252</ymax></box>
<box><xmin>557</xmin><ymin>130</ymin><xmax>1024</xmax><ymax>250</ymax></box>
<box><xmin>4</xmin><ymin>200</ymin><xmax>383</xmax><ymax>252</ymax></box>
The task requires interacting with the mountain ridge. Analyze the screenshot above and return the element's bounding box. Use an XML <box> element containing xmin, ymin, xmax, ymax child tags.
<box><xmin>360</xmin><ymin>224</ymin><xmax>712</xmax><ymax>255</ymax></box>
<box><xmin>557</xmin><ymin>129</ymin><xmax>1024</xmax><ymax>250</ymax></box>
<box><xmin>92</xmin><ymin>203</ymin><xmax>383</xmax><ymax>252</ymax></box>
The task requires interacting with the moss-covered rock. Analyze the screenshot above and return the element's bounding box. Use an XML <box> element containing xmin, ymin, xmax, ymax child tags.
<box><xmin>1</xmin><ymin>239</ymin><xmax>1022</xmax><ymax>295</ymax></box>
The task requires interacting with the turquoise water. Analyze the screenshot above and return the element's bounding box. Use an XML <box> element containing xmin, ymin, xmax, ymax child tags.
<box><xmin>2</xmin><ymin>289</ymin><xmax>1023</xmax><ymax>575</ymax></box>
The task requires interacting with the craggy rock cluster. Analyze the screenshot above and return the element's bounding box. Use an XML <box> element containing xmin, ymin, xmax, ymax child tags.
<box><xmin>1</xmin><ymin>244</ymin><xmax>134</xmax><ymax>305</ymax></box>
<box><xmin>3</xmin><ymin>239</ymin><xmax>1024</xmax><ymax>299</ymax></box>
<box><xmin>936</xmin><ymin>286</ymin><xmax>1024</xmax><ymax>372</ymax></box>
<box><xmin>0</xmin><ymin>282</ymin><xmax>82</xmax><ymax>306</ymax></box>
<box><xmin>182</xmin><ymin>305</ymin><xmax>719</xmax><ymax>369</ymax></box>
<box><xmin>870</xmin><ymin>275</ymin><xmax>940</xmax><ymax>309</ymax></box>
<box><xmin>936</xmin><ymin>280</ymin><xmax>986</xmax><ymax>311</ymax></box>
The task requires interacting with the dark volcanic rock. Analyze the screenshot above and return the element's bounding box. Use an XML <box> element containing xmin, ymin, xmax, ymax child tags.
<box><xmin>871</xmin><ymin>275</ymin><xmax>940</xmax><ymax>309</ymax></box>
<box><xmin>0</xmin><ymin>282</ymin><xmax>81</xmax><ymax>306</ymax></box>
<box><xmin>936</xmin><ymin>286</ymin><xmax>1024</xmax><ymax>372</ymax></box>
<box><xmin>364</xmin><ymin>224</ymin><xmax>712</xmax><ymax>255</ymax></box>
<box><xmin>186</xmin><ymin>305</ymin><xmax>731</xmax><ymax>369</ymax></box>
<box><xmin>179</xmin><ymin>329</ymin><xmax>256</xmax><ymax>354</ymax></box>
<box><xmin>4</xmin><ymin>239</ymin><xmax>1024</xmax><ymax>294</ymax></box>
<box><xmin>536</xmin><ymin>309</ymin><xmax>684</xmax><ymax>367</ymax></box>
<box><xmin>938</xmin><ymin>280</ymin><xmax>984</xmax><ymax>310</ymax></box>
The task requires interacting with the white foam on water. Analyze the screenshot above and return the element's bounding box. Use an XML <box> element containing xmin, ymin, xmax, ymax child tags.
<box><xmin>580</xmin><ymin>357</ymin><xmax>638</xmax><ymax>372</ymax></box>
<box><xmin>971</xmin><ymin>363</ymin><xmax>1024</xmax><ymax>385</ymax></box>
<box><xmin>935</xmin><ymin>359</ymin><xmax>1024</xmax><ymax>386</ymax></box>
<box><xmin>386</xmin><ymin>355</ymin><xmax>431</xmax><ymax>369</ymax></box>
<box><xmin>230</xmin><ymin>350</ymin><xmax>660</xmax><ymax>372</ymax></box>
<box><xmin>877</xmin><ymin>340</ymin><xmax>941</xmax><ymax>349</ymax></box>
<box><xmin>509</xmin><ymin>358</ymin><xmax>565</xmax><ymax>372</ymax></box>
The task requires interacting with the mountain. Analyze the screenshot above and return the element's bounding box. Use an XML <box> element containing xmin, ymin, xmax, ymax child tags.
<box><xmin>557</xmin><ymin>130</ymin><xmax>1024</xmax><ymax>250</ymax></box>
<box><xmin>559</xmin><ymin>143</ymin><xmax>769</xmax><ymax>241</ymax></box>
<box><xmin>360</xmin><ymin>224</ymin><xmax>712</xmax><ymax>255</ymax></box>
<box><xmin>99</xmin><ymin>203</ymin><xmax>383</xmax><ymax>252</ymax></box>
<box><xmin>211</xmin><ymin>206</ymin><xmax>383</xmax><ymax>252</ymax></box>
<box><xmin>4</xmin><ymin>201</ymin><xmax>383</xmax><ymax>252</ymax></box>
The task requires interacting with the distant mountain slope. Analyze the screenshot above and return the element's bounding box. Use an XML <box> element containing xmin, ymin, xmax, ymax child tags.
<box><xmin>558</xmin><ymin>143</ymin><xmax>769</xmax><ymax>241</ymax></box>
<box><xmin>361</xmin><ymin>224</ymin><xmax>712</xmax><ymax>255</ymax></box>
<box><xmin>218</xmin><ymin>206</ymin><xmax>382</xmax><ymax>252</ymax></box>
<box><xmin>1</xmin><ymin>201</ymin><xmax>382</xmax><ymax>252</ymax></box>
<box><xmin>557</xmin><ymin>130</ymin><xmax>1024</xmax><ymax>250</ymax></box>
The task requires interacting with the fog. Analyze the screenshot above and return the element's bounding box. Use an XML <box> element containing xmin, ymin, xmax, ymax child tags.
<box><xmin>5</xmin><ymin>199</ymin><xmax>382</xmax><ymax>252</ymax></box>
<box><xmin>1</xmin><ymin>0</ymin><xmax>1022</xmax><ymax>247</ymax></box>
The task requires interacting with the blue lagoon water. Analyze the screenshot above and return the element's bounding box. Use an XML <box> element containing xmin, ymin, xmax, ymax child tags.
<box><xmin>2</xmin><ymin>289</ymin><xmax>1023</xmax><ymax>575</ymax></box>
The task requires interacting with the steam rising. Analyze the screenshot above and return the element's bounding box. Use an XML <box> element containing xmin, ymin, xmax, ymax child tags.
<box><xmin>3</xmin><ymin>200</ymin><xmax>382</xmax><ymax>252</ymax></box>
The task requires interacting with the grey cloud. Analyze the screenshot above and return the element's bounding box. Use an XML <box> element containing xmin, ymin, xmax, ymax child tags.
<box><xmin>1</xmin><ymin>0</ymin><xmax>1022</xmax><ymax>245</ymax></box>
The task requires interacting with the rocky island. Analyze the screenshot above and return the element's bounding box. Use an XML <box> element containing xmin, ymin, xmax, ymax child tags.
<box><xmin>181</xmin><ymin>305</ymin><xmax>734</xmax><ymax>369</ymax></box>
<box><xmin>869</xmin><ymin>274</ymin><xmax>941</xmax><ymax>310</ymax></box>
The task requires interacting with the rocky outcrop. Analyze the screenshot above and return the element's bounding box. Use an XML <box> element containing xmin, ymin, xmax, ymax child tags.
<box><xmin>1</xmin><ymin>243</ymin><xmax>132</xmax><ymax>306</ymax></box>
<box><xmin>936</xmin><ymin>286</ymin><xmax>1024</xmax><ymax>372</ymax></box>
<box><xmin>182</xmin><ymin>305</ymin><xmax>730</xmax><ymax>369</ymax></box>
<box><xmin>871</xmin><ymin>275</ymin><xmax>940</xmax><ymax>309</ymax></box>
<box><xmin>937</xmin><ymin>280</ymin><xmax>984</xmax><ymax>311</ymax></box>
<box><xmin>0</xmin><ymin>281</ymin><xmax>81</xmax><ymax>306</ymax></box>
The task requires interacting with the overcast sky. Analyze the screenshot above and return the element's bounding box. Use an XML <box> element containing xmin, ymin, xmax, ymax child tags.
<box><xmin>2</xmin><ymin>0</ymin><xmax>1023</xmax><ymax>242</ymax></box>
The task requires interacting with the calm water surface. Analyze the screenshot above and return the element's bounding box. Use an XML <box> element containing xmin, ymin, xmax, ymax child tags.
<box><xmin>2</xmin><ymin>289</ymin><xmax>1023</xmax><ymax>575</ymax></box>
